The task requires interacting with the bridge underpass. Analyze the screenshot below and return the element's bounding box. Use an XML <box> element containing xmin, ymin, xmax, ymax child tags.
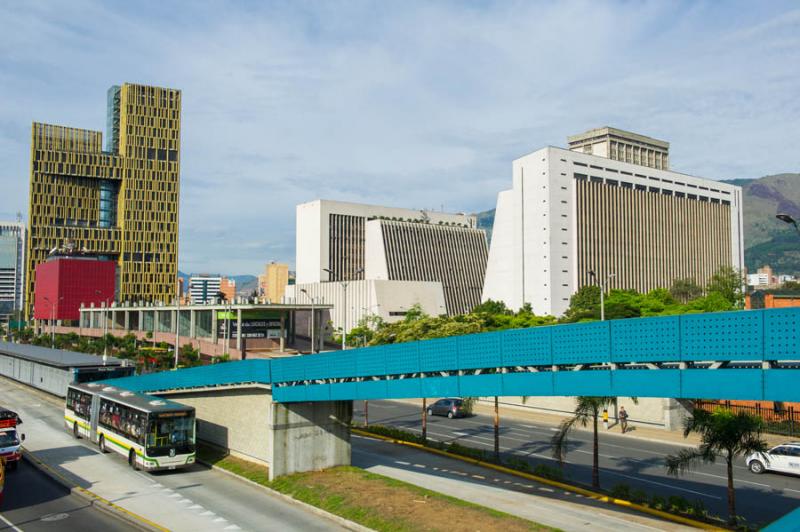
<box><xmin>103</xmin><ymin>307</ymin><xmax>800</xmax><ymax>480</ymax></box>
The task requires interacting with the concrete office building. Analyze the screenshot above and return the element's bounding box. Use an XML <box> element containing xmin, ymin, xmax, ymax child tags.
<box><xmin>0</xmin><ymin>222</ymin><xmax>25</xmax><ymax>320</ymax></box>
<box><xmin>292</xmin><ymin>199</ymin><xmax>488</xmax><ymax>333</ymax></box>
<box><xmin>189</xmin><ymin>275</ymin><xmax>220</xmax><ymax>304</ymax></box>
<box><xmin>567</xmin><ymin>126</ymin><xmax>670</xmax><ymax>170</ymax></box>
<box><xmin>25</xmin><ymin>83</ymin><xmax>181</xmax><ymax>319</ymax></box>
<box><xmin>483</xmin><ymin>127</ymin><xmax>744</xmax><ymax>317</ymax></box>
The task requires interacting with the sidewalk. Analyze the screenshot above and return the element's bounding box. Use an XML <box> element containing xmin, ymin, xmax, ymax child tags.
<box><xmin>394</xmin><ymin>398</ymin><xmax>787</xmax><ymax>448</ymax></box>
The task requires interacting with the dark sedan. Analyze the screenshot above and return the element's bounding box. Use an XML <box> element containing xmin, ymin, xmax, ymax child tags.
<box><xmin>427</xmin><ymin>398</ymin><xmax>467</xmax><ymax>419</ymax></box>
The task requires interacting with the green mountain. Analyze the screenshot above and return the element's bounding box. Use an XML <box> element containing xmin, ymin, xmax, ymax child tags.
<box><xmin>474</xmin><ymin>172</ymin><xmax>800</xmax><ymax>275</ymax></box>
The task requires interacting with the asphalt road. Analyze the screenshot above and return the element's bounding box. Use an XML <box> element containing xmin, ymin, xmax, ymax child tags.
<box><xmin>0</xmin><ymin>459</ymin><xmax>131</xmax><ymax>532</ymax></box>
<box><xmin>0</xmin><ymin>377</ymin><xmax>345</xmax><ymax>532</ymax></box>
<box><xmin>355</xmin><ymin>400</ymin><xmax>800</xmax><ymax>527</ymax></box>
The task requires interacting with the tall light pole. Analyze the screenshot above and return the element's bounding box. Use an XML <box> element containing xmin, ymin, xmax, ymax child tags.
<box><xmin>174</xmin><ymin>287</ymin><xmax>181</xmax><ymax>369</ymax></box>
<box><xmin>588</xmin><ymin>270</ymin><xmax>615</xmax><ymax>321</ymax></box>
<box><xmin>95</xmin><ymin>289</ymin><xmax>111</xmax><ymax>364</ymax></box>
<box><xmin>323</xmin><ymin>267</ymin><xmax>363</xmax><ymax>350</ymax></box>
<box><xmin>43</xmin><ymin>296</ymin><xmax>61</xmax><ymax>348</ymax></box>
<box><xmin>300</xmin><ymin>288</ymin><xmax>315</xmax><ymax>354</ymax></box>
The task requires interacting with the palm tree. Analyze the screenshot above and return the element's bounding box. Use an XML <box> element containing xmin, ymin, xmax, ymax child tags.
<box><xmin>665</xmin><ymin>407</ymin><xmax>766</xmax><ymax>525</ymax></box>
<box><xmin>551</xmin><ymin>396</ymin><xmax>635</xmax><ymax>489</ymax></box>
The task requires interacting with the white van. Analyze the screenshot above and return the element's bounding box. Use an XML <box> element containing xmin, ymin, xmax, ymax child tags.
<box><xmin>746</xmin><ymin>443</ymin><xmax>800</xmax><ymax>475</ymax></box>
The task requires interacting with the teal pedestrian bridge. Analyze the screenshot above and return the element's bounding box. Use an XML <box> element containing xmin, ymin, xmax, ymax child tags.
<box><xmin>106</xmin><ymin>307</ymin><xmax>800</xmax><ymax>403</ymax></box>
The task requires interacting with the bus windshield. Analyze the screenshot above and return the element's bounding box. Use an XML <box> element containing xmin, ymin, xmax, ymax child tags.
<box><xmin>146</xmin><ymin>413</ymin><xmax>195</xmax><ymax>456</ymax></box>
<box><xmin>0</xmin><ymin>430</ymin><xmax>18</xmax><ymax>447</ymax></box>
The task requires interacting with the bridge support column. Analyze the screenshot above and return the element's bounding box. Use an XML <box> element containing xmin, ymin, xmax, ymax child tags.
<box><xmin>269</xmin><ymin>400</ymin><xmax>352</xmax><ymax>480</ymax></box>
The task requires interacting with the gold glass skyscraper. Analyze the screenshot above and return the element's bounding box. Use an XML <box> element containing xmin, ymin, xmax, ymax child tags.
<box><xmin>25</xmin><ymin>83</ymin><xmax>181</xmax><ymax>318</ymax></box>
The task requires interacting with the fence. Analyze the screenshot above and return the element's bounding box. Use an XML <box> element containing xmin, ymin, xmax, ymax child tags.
<box><xmin>695</xmin><ymin>400</ymin><xmax>798</xmax><ymax>437</ymax></box>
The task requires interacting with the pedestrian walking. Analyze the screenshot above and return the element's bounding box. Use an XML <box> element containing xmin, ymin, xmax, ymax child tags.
<box><xmin>619</xmin><ymin>406</ymin><xmax>629</xmax><ymax>434</ymax></box>
<box><xmin>602</xmin><ymin>408</ymin><xmax>609</xmax><ymax>430</ymax></box>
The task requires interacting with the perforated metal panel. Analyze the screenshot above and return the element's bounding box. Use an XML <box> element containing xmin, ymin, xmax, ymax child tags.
<box><xmin>355</xmin><ymin>346</ymin><xmax>387</xmax><ymax>377</ymax></box>
<box><xmin>765</xmin><ymin>308</ymin><xmax>800</xmax><ymax>360</ymax></box>
<box><xmin>272</xmin><ymin>356</ymin><xmax>306</xmax><ymax>383</ymax></box>
<box><xmin>681</xmin><ymin>369</ymin><xmax>763</xmax><ymax>400</ymax></box>
<box><xmin>419</xmin><ymin>337</ymin><xmax>458</xmax><ymax>373</ymax></box>
<box><xmin>554</xmin><ymin>370</ymin><xmax>612</xmax><ymax>396</ymax></box>
<box><xmin>501</xmin><ymin>327</ymin><xmax>552</xmax><ymax>367</ymax></box>
<box><xmin>324</xmin><ymin>350</ymin><xmax>357</xmax><ymax>379</ymax></box>
<box><xmin>459</xmin><ymin>374</ymin><xmax>502</xmax><ymax>397</ymax></box>
<box><xmin>421</xmin><ymin>376</ymin><xmax>459</xmax><ymax>398</ymax></box>
<box><xmin>501</xmin><ymin>372</ymin><xmax>554</xmax><ymax>397</ymax></box>
<box><xmin>552</xmin><ymin>322</ymin><xmax>610</xmax><ymax>364</ymax></box>
<box><xmin>612</xmin><ymin>370</ymin><xmax>680</xmax><ymax>398</ymax></box>
<box><xmin>680</xmin><ymin>311</ymin><xmax>763</xmax><ymax>361</ymax></box>
<box><xmin>107</xmin><ymin>359</ymin><xmax>271</xmax><ymax>392</ymax></box>
<box><xmin>457</xmin><ymin>332</ymin><xmax>502</xmax><ymax>370</ymax></box>
<box><xmin>610</xmin><ymin>316</ymin><xmax>680</xmax><ymax>363</ymax></box>
<box><xmin>384</xmin><ymin>343</ymin><xmax>420</xmax><ymax>375</ymax></box>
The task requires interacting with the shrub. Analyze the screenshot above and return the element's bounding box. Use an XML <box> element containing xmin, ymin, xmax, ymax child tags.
<box><xmin>650</xmin><ymin>494</ymin><xmax>666</xmax><ymax>510</ymax></box>
<box><xmin>668</xmin><ymin>495</ymin><xmax>689</xmax><ymax>513</ymax></box>
<box><xmin>533</xmin><ymin>464</ymin><xmax>564</xmax><ymax>482</ymax></box>
<box><xmin>504</xmin><ymin>457</ymin><xmax>531</xmax><ymax>472</ymax></box>
<box><xmin>610</xmin><ymin>483</ymin><xmax>632</xmax><ymax>500</ymax></box>
<box><xmin>631</xmin><ymin>489</ymin><xmax>648</xmax><ymax>504</ymax></box>
<box><xmin>447</xmin><ymin>441</ymin><xmax>490</xmax><ymax>462</ymax></box>
<box><xmin>460</xmin><ymin>397</ymin><xmax>477</xmax><ymax>415</ymax></box>
<box><xmin>689</xmin><ymin>499</ymin><xmax>706</xmax><ymax>517</ymax></box>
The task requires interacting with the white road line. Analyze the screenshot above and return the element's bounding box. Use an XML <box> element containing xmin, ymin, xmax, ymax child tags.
<box><xmin>604</xmin><ymin>470</ymin><xmax>722</xmax><ymax>500</ymax></box>
<box><xmin>200</xmin><ymin>511</ymin><xmax>216</xmax><ymax>516</ymax></box>
<box><xmin>0</xmin><ymin>512</ymin><xmax>23</xmax><ymax>532</ymax></box>
<box><xmin>188</xmin><ymin>505</ymin><xmax>203</xmax><ymax>510</ymax></box>
<box><xmin>452</xmin><ymin>431</ymin><xmax>469</xmax><ymax>436</ymax></box>
<box><xmin>394</xmin><ymin>460</ymin><xmax>411</xmax><ymax>466</ymax></box>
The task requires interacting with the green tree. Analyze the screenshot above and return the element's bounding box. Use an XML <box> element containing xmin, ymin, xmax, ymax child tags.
<box><xmin>706</xmin><ymin>266</ymin><xmax>744</xmax><ymax>308</ymax></box>
<box><xmin>471</xmin><ymin>299</ymin><xmax>513</xmax><ymax>316</ymax></box>
<box><xmin>551</xmin><ymin>397</ymin><xmax>636</xmax><ymax>489</ymax></box>
<box><xmin>563</xmin><ymin>285</ymin><xmax>601</xmax><ymax>322</ymax></box>
<box><xmin>670</xmin><ymin>278</ymin><xmax>703</xmax><ymax>304</ymax></box>
<box><xmin>665</xmin><ymin>408</ymin><xmax>766</xmax><ymax>525</ymax></box>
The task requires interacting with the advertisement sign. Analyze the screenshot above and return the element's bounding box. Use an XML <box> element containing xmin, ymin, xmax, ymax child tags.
<box><xmin>217</xmin><ymin>318</ymin><xmax>283</xmax><ymax>339</ymax></box>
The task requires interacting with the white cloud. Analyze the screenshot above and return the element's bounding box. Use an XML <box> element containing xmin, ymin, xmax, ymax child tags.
<box><xmin>0</xmin><ymin>0</ymin><xmax>798</xmax><ymax>273</ymax></box>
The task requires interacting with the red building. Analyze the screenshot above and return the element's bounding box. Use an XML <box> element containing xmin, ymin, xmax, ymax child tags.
<box><xmin>34</xmin><ymin>257</ymin><xmax>116</xmax><ymax>321</ymax></box>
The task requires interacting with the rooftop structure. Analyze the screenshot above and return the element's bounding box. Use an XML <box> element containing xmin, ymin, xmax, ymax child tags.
<box><xmin>568</xmin><ymin>126</ymin><xmax>670</xmax><ymax>170</ymax></box>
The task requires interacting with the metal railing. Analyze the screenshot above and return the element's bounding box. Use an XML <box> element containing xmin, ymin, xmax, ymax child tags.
<box><xmin>695</xmin><ymin>400</ymin><xmax>798</xmax><ymax>437</ymax></box>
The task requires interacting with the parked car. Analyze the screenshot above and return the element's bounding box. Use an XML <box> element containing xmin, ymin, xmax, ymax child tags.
<box><xmin>427</xmin><ymin>398</ymin><xmax>466</xmax><ymax>419</ymax></box>
<box><xmin>746</xmin><ymin>442</ymin><xmax>800</xmax><ymax>475</ymax></box>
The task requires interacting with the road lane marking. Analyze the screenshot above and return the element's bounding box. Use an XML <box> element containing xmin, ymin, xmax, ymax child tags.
<box><xmin>604</xmin><ymin>470</ymin><xmax>722</xmax><ymax>499</ymax></box>
<box><xmin>0</xmin><ymin>512</ymin><xmax>24</xmax><ymax>532</ymax></box>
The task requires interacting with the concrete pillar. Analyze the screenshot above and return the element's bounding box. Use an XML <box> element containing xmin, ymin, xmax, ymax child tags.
<box><xmin>211</xmin><ymin>310</ymin><xmax>218</xmax><ymax>343</ymax></box>
<box><xmin>269</xmin><ymin>400</ymin><xmax>352</xmax><ymax>480</ymax></box>
<box><xmin>190</xmin><ymin>309</ymin><xmax>196</xmax><ymax>338</ymax></box>
<box><xmin>236</xmin><ymin>308</ymin><xmax>243</xmax><ymax>352</ymax></box>
<box><xmin>279</xmin><ymin>314</ymin><xmax>285</xmax><ymax>352</ymax></box>
<box><xmin>664</xmin><ymin>398</ymin><xmax>693</xmax><ymax>431</ymax></box>
<box><xmin>138</xmin><ymin>310</ymin><xmax>144</xmax><ymax>332</ymax></box>
<box><xmin>124</xmin><ymin>310</ymin><xmax>130</xmax><ymax>331</ymax></box>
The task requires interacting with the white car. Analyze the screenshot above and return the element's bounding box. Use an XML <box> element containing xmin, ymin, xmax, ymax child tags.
<box><xmin>746</xmin><ymin>443</ymin><xmax>800</xmax><ymax>475</ymax></box>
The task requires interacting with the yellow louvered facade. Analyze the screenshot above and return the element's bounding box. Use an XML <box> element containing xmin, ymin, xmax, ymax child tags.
<box><xmin>25</xmin><ymin>83</ymin><xmax>181</xmax><ymax>319</ymax></box>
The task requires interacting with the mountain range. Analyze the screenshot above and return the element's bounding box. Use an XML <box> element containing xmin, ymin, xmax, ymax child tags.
<box><xmin>474</xmin><ymin>172</ymin><xmax>800</xmax><ymax>276</ymax></box>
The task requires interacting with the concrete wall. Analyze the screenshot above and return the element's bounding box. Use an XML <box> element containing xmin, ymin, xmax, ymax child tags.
<box><xmin>0</xmin><ymin>353</ymin><xmax>72</xmax><ymax>397</ymax></box>
<box><xmin>165</xmin><ymin>387</ymin><xmax>272</xmax><ymax>466</ymax></box>
<box><xmin>163</xmin><ymin>387</ymin><xmax>353</xmax><ymax>479</ymax></box>
<box><xmin>270</xmin><ymin>400</ymin><xmax>352</xmax><ymax>480</ymax></box>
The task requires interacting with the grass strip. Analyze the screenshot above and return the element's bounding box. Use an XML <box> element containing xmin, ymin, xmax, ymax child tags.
<box><xmin>198</xmin><ymin>444</ymin><xmax>557</xmax><ymax>532</ymax></box>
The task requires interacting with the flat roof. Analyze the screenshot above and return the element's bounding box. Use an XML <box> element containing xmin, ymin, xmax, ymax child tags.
<box><xmin>79</xmin><ymin>302</ymin><xmax>333</xmax><ymax>312</ymax></box>
<box><xmin>568</xmin><ymin>127</ymin><xmax>670</xmax><ymax>149</ymax></box>
<box><xmin>71</xmin><ymin>381</ymin><xmax>192</xmax><ymax>414</ymax></box>
<box><xmin>0</xmin><ymin>341</ymin><xmax>126</xmax><ymax>369</ymax></box>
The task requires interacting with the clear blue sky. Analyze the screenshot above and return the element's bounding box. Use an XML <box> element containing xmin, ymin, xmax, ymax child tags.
<box><xmin>1</xmin><ymin>1</ymin><xmax>798</xmax><ymax>274</ymax></box>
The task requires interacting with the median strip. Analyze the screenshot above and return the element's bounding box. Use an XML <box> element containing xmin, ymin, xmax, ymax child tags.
<box><xmin>352</xmin><ymin>427</ymin><xmax>725</xmax><ymax>531</ymax></box>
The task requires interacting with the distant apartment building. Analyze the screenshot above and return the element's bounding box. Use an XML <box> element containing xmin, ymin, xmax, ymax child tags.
<box><xmin>25</xmin><ymin>83</ymin><xmax>181</xmax><ymax>319</ymax></box>
<box><xmin>220</xmin><ymin>277</ymin><xmax>236</xmax><ymax>301</ymax></box>
<box><xmin>291</xmin><ymin>199</ymin><xmax>488</xmax><ymax>332</ymax></box>
<box><xmin>745</xmin><ymin>265</ymin><xmax>790</xmax><ymax>289</ymax></box>
<box><xmin>483</xmin><ymin>127</ymin><xmax>744</xmax><ymax>316</ymax></box>
<box><xmin>259</xmin><ymin>262</ymin><xmax>289</xmax><ymax>302</ymax></box>
<box><xmin>0</xmin><ymin>222</ymin><xmax>26</xmax><ymax>320</ymax></box>
<box><xmin>189</xmin><ymin>275</ymin><xmax>220</xmax><ymax>304</ymax></box>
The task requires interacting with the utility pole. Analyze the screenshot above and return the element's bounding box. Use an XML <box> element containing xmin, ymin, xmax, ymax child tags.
<box><xmin>174</xmin><ymin>289</ymin><xmax>180</xmax><ymax>369</ymax></box>
<box><xmin>588</xmin><ymin>270</ymin><xmax>615</xmax><ymax>321</ymax></box>
<box><xmin>300</xmin><ymin>289</ymin><xmax>315</xmax><ymax>354</ymax></box>
<box><xmin>323</xmin><ymin>267</ymin><xmax>363</xmax><ymax>350</ymax></box>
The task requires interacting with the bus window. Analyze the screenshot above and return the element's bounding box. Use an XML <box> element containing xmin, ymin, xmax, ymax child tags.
<box><xmin>146</xmin><ymin>413</ymin><xmax>195</xmax><ymax>455</ymax></box>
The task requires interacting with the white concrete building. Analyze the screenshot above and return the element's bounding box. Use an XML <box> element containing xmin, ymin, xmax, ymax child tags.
<box><xmin>0</xmin><ymin>221</ymin><xmax>26</xmax><ymax>320</ymax></box>
<box><xmin>292</xmin><ymin>200</ymin><xmax>488</xmax><ymax>333</ymax></box>
<box><xmin>483</xmin><ymin>129</ymin><xmax>744</xmax><ymax>317</ymax></box>
<box><xmin>189</xmin><ymin>275</ymin><xmax>222</xmax><ymax>304</ymax></box>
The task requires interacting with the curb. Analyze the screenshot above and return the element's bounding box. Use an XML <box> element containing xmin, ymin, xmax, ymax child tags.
<box><xmin>352</xmin><ymin>428</ymin><xmax>725</xmax><ymax>531</ymax></box>
<box><xmin>197</xmin><ymin>458</ymin><xmax>373</xmax><ymax>532</ymax></box>
<box><xmin>22</xmin><ymin>449</ymin><xmax>168</xmax><ymax>532</ymax></box>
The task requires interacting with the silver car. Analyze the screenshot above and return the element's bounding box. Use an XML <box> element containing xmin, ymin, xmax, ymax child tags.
<box><xmin>746</xmin><ymin>443</ymin><xmax>800</xmax><ymax>475</ymax></box>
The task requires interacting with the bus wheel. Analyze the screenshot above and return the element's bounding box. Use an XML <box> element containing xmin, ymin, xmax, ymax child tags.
<box><xmin>128</xmin><ymin>450</ymin><xmax>139</xmax><ymax>471</ymax></box>
<box><xmin>98</xmin><ymin>435</ymin><xmax>107</xmax><ymax>453</ymax></box>
<box><xmin>73</xmin><ymin>422</ymin><xmax>80</xmax><ymax>439</ymax></box>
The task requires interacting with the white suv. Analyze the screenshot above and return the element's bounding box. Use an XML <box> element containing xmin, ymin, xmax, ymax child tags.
<box><xmin>746</xmin><ymin>443</ymin><xmax>800</xmax><ymax>475</ymax></box>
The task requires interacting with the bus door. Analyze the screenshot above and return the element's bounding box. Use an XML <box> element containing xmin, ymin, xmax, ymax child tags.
<box><xmin>89</xmin><ymin>395</ymin><xmax>101</xmax><ymax>443</ymax></box>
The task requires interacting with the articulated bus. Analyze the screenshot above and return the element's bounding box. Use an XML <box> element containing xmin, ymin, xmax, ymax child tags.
<box><xmin>65</xmin><ymin>382</ymin><xmax>196</xmax><ymax>471</ymax></box>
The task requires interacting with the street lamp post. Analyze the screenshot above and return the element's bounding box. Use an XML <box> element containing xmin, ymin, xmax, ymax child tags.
<box><xmin>777</xmin><ymin>214</ymin><xmax>800</xmax><ymax>237</ymax></box>
<box><xmin>95</xmin><ymin>290</ymin><xmax>111</xmax><ymax>364</ymax></box>
<box><xmin>588</xmin><ymin>270</ymin><xmax>616</xmax><ymax>321</ymax></box>
<box><xmin>300</xmin><ymin>288</ymin><xmax>315</xmax><ymax>354</ymax></box>
<box><xmin>323</xmin><ymin>267</ymin><xmax>364</xmax><ymax>350</ymax></box>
